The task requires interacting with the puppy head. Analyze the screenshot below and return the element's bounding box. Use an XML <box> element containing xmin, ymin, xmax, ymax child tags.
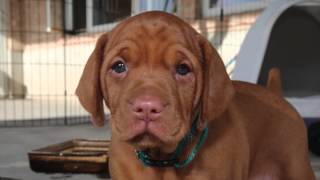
<box><xmin>76</xmin><ymin>11</ymin><xmax>234</xmax><ymax>153</ymax></box>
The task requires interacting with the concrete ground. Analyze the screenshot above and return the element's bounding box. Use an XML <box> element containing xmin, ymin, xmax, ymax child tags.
<box><xmin>1</xmin><ymin>124</ymin><xmax>320</xmax><ymax>180</ymax></box>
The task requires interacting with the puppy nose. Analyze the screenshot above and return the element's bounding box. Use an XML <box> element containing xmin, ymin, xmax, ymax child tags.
<box><xmin>132</xmin><ymin>96</ymin><xmax>165</xmax><ymax>121</ymax></box>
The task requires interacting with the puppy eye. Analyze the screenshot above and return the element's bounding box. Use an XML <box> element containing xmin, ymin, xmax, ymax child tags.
<box><xmin>111</xmin><ymin>61</ymin><xmax>127</xmax><ymax>74</ymax></box>
<box><xmin>176</xmin><ymin>63</ymin><xmax>191</xmax><ymax>76</ymax></box>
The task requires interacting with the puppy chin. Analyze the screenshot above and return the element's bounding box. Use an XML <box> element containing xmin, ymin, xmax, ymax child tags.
<box><xmin>130</xmin><ymin>133</ymin><xmax>161</xmax><ymax>150</ymax></box>
<box><xmin>130</xmin><ymin>133</ymin><xmax>179</xmax><ymax>154</ymax></box>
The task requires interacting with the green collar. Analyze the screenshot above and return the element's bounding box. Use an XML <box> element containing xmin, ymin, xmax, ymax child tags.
<box><xmin>135</xmin><ymin>110</ymin><xmax>209</xmax><ymax>168</ymax></box>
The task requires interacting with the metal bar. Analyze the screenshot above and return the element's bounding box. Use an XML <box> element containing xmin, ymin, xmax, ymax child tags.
<box><xmin>46</xmin><ymin>0</ymin><xmax>52</xmax><ymax>32</ymax></box>
<box><xmin>62</xmin><ymin>0</ymin><xmax>68</xmax><ymax>125</ymax></box>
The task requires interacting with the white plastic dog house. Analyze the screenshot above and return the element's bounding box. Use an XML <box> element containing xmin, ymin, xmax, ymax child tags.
<box><xmin>232</xmin><ymin>0</ymin><xmax>320</xmax><ymax>123</ymax></box>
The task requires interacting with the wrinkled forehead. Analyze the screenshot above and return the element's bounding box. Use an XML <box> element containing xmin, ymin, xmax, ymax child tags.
<box><xmin>106</xmin><ymin>13</ymin><xmax>199</xmax><ymax>54</ymax></box>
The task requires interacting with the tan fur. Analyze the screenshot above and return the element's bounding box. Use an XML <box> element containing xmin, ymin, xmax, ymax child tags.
<box><xmin>76</xmin><ymin>12</ymin><xmax>315</xmax><ymax>180</ymax></box>
<box><xmin>267</xmin><ymin>67</ymin><xmax>283</xmax><ymax>96</ymax></box>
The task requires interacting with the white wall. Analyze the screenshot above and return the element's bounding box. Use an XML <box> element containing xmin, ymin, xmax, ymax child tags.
<box><xmin>0</xmin><ymin>0</ymin><xmax>9</xmax><ymax>98</ymax></box>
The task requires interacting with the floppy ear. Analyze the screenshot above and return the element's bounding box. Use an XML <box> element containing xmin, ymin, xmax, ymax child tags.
<box><xmin>76</xmin><ymin>33</ymin><xmax>109</xmax><ymax>127</ymax></box>
<box><xmin>198</xmin><ymin>36</ymin><xmax>234</xmax><ymax>130</ymax></box>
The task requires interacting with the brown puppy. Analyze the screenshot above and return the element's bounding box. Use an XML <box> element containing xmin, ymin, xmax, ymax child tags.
<box><xmin>76</xmin><ymin>11</ymin><xmax>315</xmax><ymax>180</ymax></box>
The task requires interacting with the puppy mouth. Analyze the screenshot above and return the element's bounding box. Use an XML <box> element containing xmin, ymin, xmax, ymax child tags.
<box><xmin>118</xmin><ymin>119</ymin><xmax>183</xmax><ymax>153</ymax></box>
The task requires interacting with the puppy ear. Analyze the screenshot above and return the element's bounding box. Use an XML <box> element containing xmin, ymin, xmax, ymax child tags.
<box><xmin>76</xmin><ymin>33</ymin><xmax>109</xmax><ymax>127</ymax></box>
<box><xmin>198</xmin><ymin>36</ymin><xmax>234</xmax><ymax>130</ymax></box>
